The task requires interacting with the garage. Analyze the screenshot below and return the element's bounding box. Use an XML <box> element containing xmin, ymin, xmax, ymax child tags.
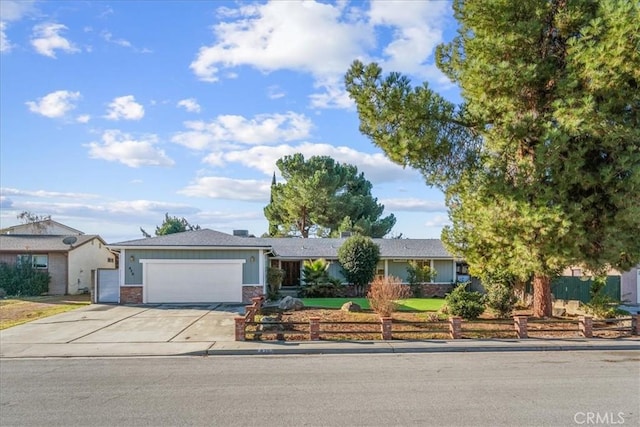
<box><xmin>141</xmin><ymin>259</ymin><xmax>246</xmax><ymax>303</ymax></box>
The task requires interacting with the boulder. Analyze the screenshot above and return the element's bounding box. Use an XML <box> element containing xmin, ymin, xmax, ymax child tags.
<box><xmin>566</xmin><ymin>300</ymin><xmax>582</xmax><ymax>315</ymax></box>
<box><xmin>553</xmin><ymin>299</ymin><xmax>566</xmax><ymax>308</ymax></box>
<box><xmin>341</xmin><ymin>301</ymin><xmax>362</xmax><ymax>312</ymax></box>
<box><xmin>258</xmin><ymin>316</ymin><xmax>283</xmax><ymax>332</ymax></box>
<box><xmin>552</xmin><ymin>307</ymin><xmax>566</xmax><ymax>317</ymax></box>
<box><xmin>278</xmin><ymin>296</ymin><xmax>304</xmax><ymax>311</ymax></box>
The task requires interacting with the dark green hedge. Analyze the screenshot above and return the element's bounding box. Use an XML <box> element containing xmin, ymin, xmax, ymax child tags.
<box><xmin>0</xmin><ymin>262</ymin><xmax>51</xmax><ymax>296</ymax></box>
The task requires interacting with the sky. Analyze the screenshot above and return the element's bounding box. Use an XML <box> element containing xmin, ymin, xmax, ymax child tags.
<box><xmin>0</xmin><ymin>0</ymin><xmax>462</xmax><ymax>243</ymax></box>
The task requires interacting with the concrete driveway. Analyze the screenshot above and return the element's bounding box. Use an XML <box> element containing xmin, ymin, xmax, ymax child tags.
<box><xmin>0</xmin><ymin>303</ymin><xmax>243</xmax><ymax>358</ymax></box>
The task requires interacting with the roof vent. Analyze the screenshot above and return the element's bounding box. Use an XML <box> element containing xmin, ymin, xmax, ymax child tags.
<box><xmin>233</xmin><ymin>230</ymin><xmax>249</xmax><ymax>237</ymax></box>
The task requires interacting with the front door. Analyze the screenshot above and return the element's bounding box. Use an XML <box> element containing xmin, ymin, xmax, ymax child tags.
<box><xmin>281</xmin><ymin>261</ymin><xmax>301</xmax><ymax>287</ymax></box>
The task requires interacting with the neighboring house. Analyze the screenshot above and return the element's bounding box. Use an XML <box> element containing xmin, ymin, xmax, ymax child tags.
<box><xmin>0</xmin><ymin>234</ymin><xmax>116</xmax><ymax>295</ymax></box>
<box><xmin>107</xmin><ymin>229</ymin><xmax>461</xmax><ymax>304</ymax></box>
<box><xmin>621</xmin><ymin>265</ymin><xmax>639</xmax><ymax>304</ymax></box>
<box><xmin>1</xmin><ymin>219</ymin><xmax>84</xmax><ymax>236</ymax></box>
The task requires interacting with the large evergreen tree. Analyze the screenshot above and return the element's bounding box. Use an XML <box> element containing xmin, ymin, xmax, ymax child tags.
<box><xmin>264</xmin><ymin>153</ymin><xmax>396</xmax><ymax>238</ymax></box>
<box><xmin>346</xmin><ymin>0</ymin><xmax>640</xmax><ymax>317</ymax></box>
<box><xmin>141</xmin><ymin>213</ymin><xmax>201</xmax><ymax>237</ymax></box>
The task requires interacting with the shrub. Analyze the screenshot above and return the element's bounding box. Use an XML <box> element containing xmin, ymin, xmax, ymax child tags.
<box><xmin>298</xmin><ymin>259</ymin><xmax>344</xmax><ymax>297</ymax></box>
<box><xmin>367</xmin><ymin>276</ymin><xmax>411</xmax><ymax>317</ymax></box>
<box><xmin>302</xmin><ymin>259</ymin><xmax>330</xmax><ymax>286</ymax></box>
<box><xmin>0</xmin><ymin>262</ymin><xmax>50</xmax><ymax>296</ymax></box>
<box><xmin>298</xmin><ymin>280</ymin><xmax>346</xmax><ymax>298</ymax></box>
<box><xmin>484</xmin><ymin>283</ymin><xmax>518</xmax><ymax>317</ymax></box>
<box><xmin>338</xmin><ymin>235</ymin><xmax>380</xmax><ymax>296</ymax></box>
<box><xmin>266</xmin><ymin>267</ymin><xmax>284</xmax><ymax>301</ymax></box>
<box><xmin>406</xmin><ymin>261</ymin><xmax>436</xmax><ymax>297</ymax></box>
<box><xmin>444</xmin><ymin>283</ymin><xmax>485</xmax><ymax>319</ymax></box>
<box><xmin>478</xmin><ymin>269</ymin><xmax>518</xmax><ymax>317</ymax></box>
<box><xmin>585</xmin><ymin>276</ymin><xmax>626</xmax><ymax>319</ymax></box>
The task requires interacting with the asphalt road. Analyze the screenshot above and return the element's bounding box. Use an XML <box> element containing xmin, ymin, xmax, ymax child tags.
<box><xmin>1</xmin><ymin>351</ymin><xmax>638</xmax><ymax>427</ymax></box>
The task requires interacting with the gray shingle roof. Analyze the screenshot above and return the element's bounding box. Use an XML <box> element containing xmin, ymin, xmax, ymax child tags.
<box><xmin>109</xmin><ymin>229</ymin><xmax>271</xmax><ymax>248</ymax></box>
<box><xmin>0</xmin><ymin>234</ymin><xmax>103</xmax><ymax>252</ymax></box>
<box><xmin>109</xmin><ymin>229</ymin><xmax>451</xmax><ymax>258</ymax></box>
<box><xmin>260</xmin><ymin>237</ymin><xmax>451</xmax><ymax>259</ymax></box>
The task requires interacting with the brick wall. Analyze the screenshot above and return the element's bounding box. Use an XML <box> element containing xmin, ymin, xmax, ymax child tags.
<box><xmin>120</xmin><ymin>286</ymin><xmax>143</xmax><ymax>304</ymax></box>
<box><xmin>242</xmin><ymin>286</ymin><xmax>263</xmax><ymax>303</ymax></box>
<box><xmin>418</xmin><ymin>283</ymin><xmax>455</xmax><ymax>297</ymax></box>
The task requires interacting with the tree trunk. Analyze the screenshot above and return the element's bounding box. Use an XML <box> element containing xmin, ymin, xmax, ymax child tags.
<box><xmin>532</xmin><ymin>273</ymin><xmax>552</xmax><ymax>317</ymax></box>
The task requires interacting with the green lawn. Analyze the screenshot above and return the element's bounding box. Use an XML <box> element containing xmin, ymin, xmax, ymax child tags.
<box><xmin>301</xmin><ymin>298</ymin><xmax>445</xmax><ymax>312</ymax></box>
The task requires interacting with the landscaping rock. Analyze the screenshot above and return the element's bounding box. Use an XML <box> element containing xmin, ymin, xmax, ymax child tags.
<box><xmin>552</xmin><ymin>307</ymin><xmax>566</xmax><ymax>317</ymax></box>
<box><xmin>553</xmin><ymin>299</ymin><xmax>566</xmax><ymax>308</ymax></box>
<box><xmin>258</xmin><ymin>316</ymin><xmax>283</xmax><ymax>332</ymax></box>
<box><xmin>278</xmin><ymin>296</ymin><xmax>304</xmax><ymax>311</ymax></box>
<box><xmin>566</xmin><ymin>300</ymin><xmax>582</xmax><ymax>315</ymax></box>
<box><xmin>341</xmin><ymin>301</ymin><xmax>362</xmax><ymax>312</ymax></box>
<box><xmin>261</xmin><ymin>301</ymin><xmax>281</xmax><ymax>314</ymax></box>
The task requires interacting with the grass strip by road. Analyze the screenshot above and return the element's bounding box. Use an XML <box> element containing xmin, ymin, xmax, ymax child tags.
<box><xmin>0</xmin><ymin>295</ymin><xmax>91</xmax><ymax>330</ymax></box>
<box><xmin>301</xmin><ymin>298</ymin><xmax>445</xmax><ymax>312</ymax></box>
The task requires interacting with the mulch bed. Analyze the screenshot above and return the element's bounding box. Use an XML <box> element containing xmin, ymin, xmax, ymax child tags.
<box><xmin>246</xmin><ymin>308</ymin><xmax>634</xmax><ymax>341</ymax></box>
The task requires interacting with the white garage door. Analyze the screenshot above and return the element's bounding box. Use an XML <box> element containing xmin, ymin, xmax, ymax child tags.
<box><xmin>141</xmin><ymin>259</ymin><xmax>246</xmax><ymax>303</ymax></box>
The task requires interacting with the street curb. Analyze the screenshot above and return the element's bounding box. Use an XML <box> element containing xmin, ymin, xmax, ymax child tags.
<box><xmin>205</xmin><ymin>340</ymin><xmax>640</xmax><ymax>356</ymax></box>
<box><xmin>2</xmin><ymin>340</ymin><xmax>638</xmax><ymax>359</ymax></box>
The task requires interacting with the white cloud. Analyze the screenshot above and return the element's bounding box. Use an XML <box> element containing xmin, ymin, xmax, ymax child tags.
<box><xmin>31</xmin><ymin>22</ymin><xmax>79</xmax><ymax>58</ymax></box>
<box><xmin>101</xmin><ymin>30</ymin><xmax>132</xmax><ymax>48</ymax></box>
<box><xmin>101</xmin><ymin>30</ymin><xmax>152</xmax><ymax>53</ymax></box>
<box><xmin>190</xmin><ymin>2</ymin><xmax>372</xmax><ymax>83</ymax></box>
<box><xmin>26</xmin><ymin>90</ymin><xmax>81</xmax><ymax>118</ymax></box>
<box><xmin>1</xmin><ymin>0</ymin><xmax>36</xmax><ymax>52</ymax></box>
<box><xmin>309</xmin><ymin>76</ymin><xmax>354</xmax><ymax>109</ymax></box>
<box><xmin>1</xmin><ymin>187</ymin><xmax>98</xmax><ymax>200</ymax></box>
<box><xmin>179</xmin><ymin>176</ymin><xmax>271</xmax><ymax>202</ymax></box>
<box><xmin>76</xmin><ymin>114</ymin><xmax>91</xmax><ymax>123</ymax></box>
<box><xmin>380</xmin><ymin>198</ymin><xmax>446</xmax><ymax>213</ymax></box>
<box><xmin>0</xmin><ymin>196</ymin><xmax>13</xmax><ymax>209</ymax></box>
<box><xmin>1</xmin><ymin>22</ymin><xmax>12</xmax><ymax>53</ymax></box>
<box><xmin>204</xmin><ymin>142</ymin><xmax>419</xmax><ymax>184</ymax></box>
<box><xmin>0</xmin><ymin>198</ymin><xmax>198</xmax><ymax>224</ymax></box>
<box><xmin>85</xmin><ymin>130</ymin><xmax>174</xmax><ymax>168</ymax></box>
<box><xmin>267</xmin><ymin>85</ymin><xmax>285</xmax><ymax>100</ymax></box>
<box><xmin>177</xmin><ymin>98</ymin><xmax>201</xmax><ymax>113</ymax></box>
<box><xmin>190</xmin><ymin>0</ymin><xmax>453</xmax><ymax>109</ymax></box>
<box><xmin>368</xmin><ymin>1</ymin><xmax>453</xmax><ymax>85</ymax></box>
<box><xmin>107</xmin><ymin>200</ymin><xmax>197</xmax><ymax>215</ymax></box>
<box><xmin>105</xmin><ymin>95</ymin><xmax>145</xmax><ymax>121</ymax></box>
<box><xmin>424</xmin><ymin>214</ymin><xmax>451</xmax><ymax>228</ymax></box>
<box><xmin>0</xmin><ymin>0</ymin><xmax>36</xmax><ymax>21</ymax></box>
<box><xmin>172</xmin><ymin>112</ymin><xmax>313</xmax><ymax>150</ymax></box>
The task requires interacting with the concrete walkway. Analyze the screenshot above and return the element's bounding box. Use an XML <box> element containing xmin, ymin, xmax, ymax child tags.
<box><xmin>1</xmin><ymin>304</ymin><xmax>638</xmax><ymax>358</ymax></box>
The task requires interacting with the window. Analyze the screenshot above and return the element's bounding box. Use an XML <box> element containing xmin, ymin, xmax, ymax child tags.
<box><xmin>107</xmin><ymin>257</ymin><xmax>114</xmax><ymax>263</ymax></box>
<box><xmin>376</xmin><ymin>262</ymin><xmax>385</xmax><ymax>279</ymax></box>
<box><xmin>456</xmin><ymin>263</ymin><xmax>469</xmax><ymax>275</ymax></box>
<box><xmin>17</xmin><ymin>254</ymin><xmax>48</xmax><ymax>269</ymax></box>
<box><xmin>412</xmin><ymin>260</ymin><xmax>431</xmax><ymax>268</ymax></box>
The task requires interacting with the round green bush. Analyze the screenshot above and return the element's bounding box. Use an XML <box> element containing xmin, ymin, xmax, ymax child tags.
<box><xmin>445</xmin><ymin>283</ymin><xmax>485</xmax><ymax>319</ymax></box>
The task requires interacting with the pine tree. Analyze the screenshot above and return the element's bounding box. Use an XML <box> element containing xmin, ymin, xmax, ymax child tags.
<box><xmin>346</xmin><ymin>0</ymin><xmax>640</xmax><ymax>316</ymax></box>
